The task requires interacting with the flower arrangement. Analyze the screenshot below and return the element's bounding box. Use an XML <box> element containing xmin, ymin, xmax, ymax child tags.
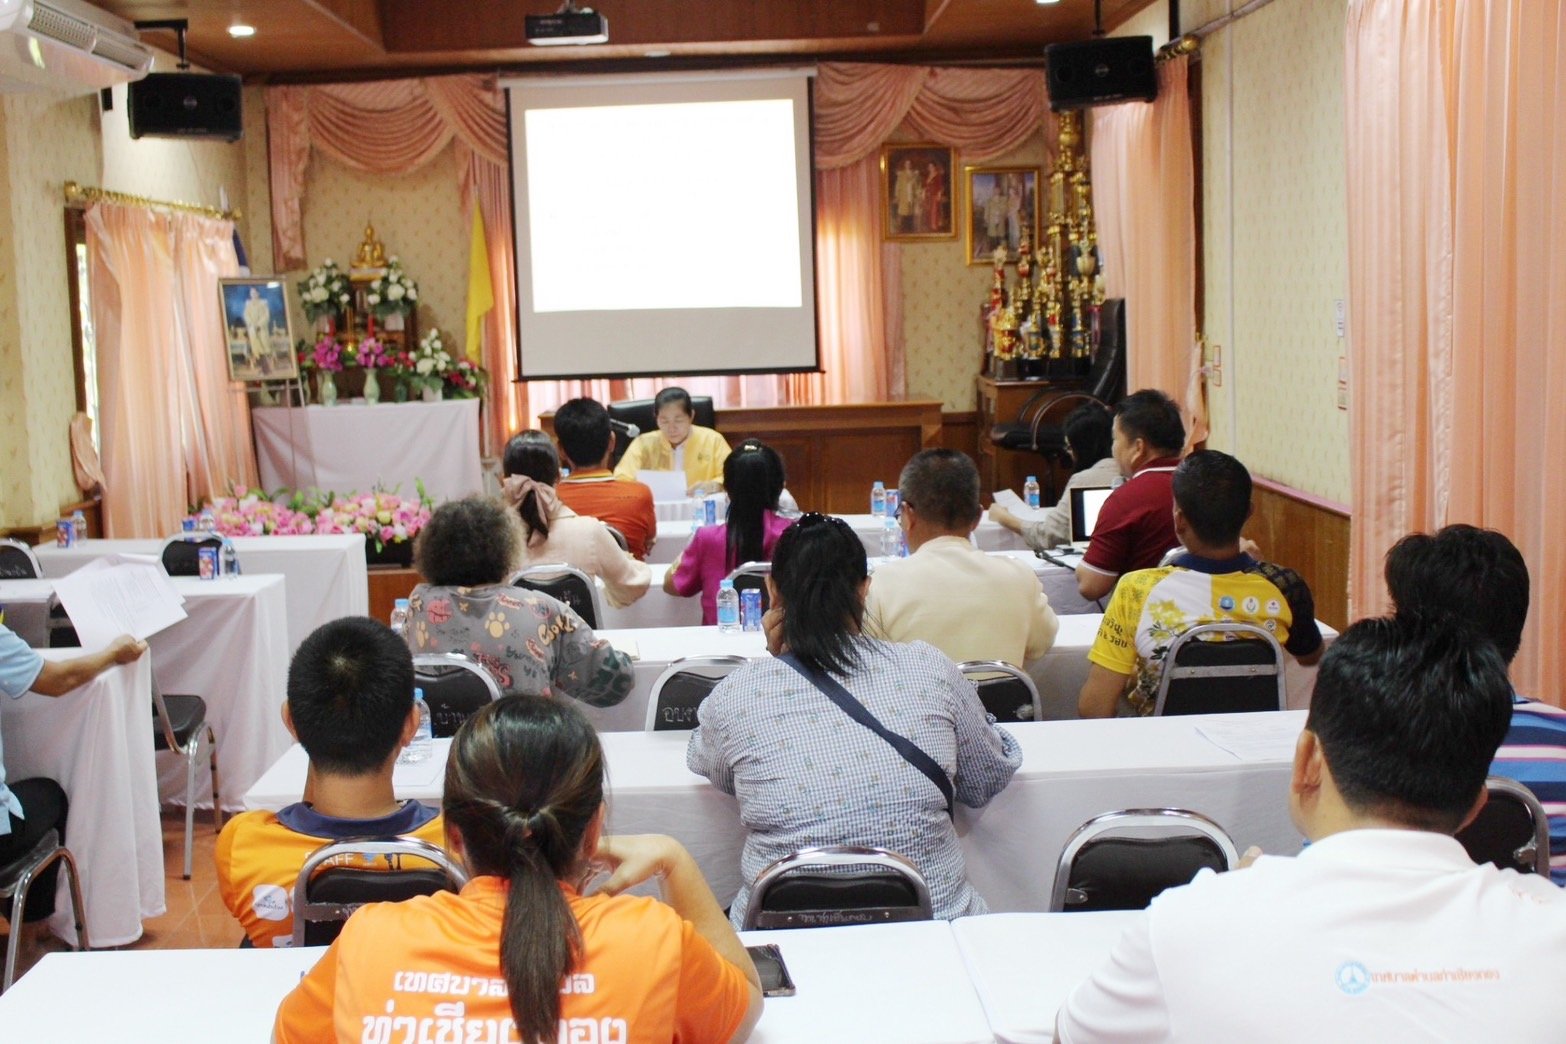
<box><xmin>182</xmin><ymin>488</ymin><xmax>317</xmax><ymax>537</ymax></box>
<box><xmin>356</xmin><ymin>335</ymin><xmax>390</xmax><ymax>370</ymax></box>
<box><xmin>410</xmin><ymin>327</ymin><xmax>454</xmax><ymax>393</ymax></box>
<box><xmin>365</xmin><ymin>257</ymin><xmax>419</xmax><ymax>318</ymax></box>
<box><xmin>311</xmin><ymin>335</ymin><xmax>353</xmax><ymax>373</ymax></box>
<box><xmin>298</xmin><ymin>259</ymin><xmax>351</xmax><ymax>323</ymax></box>
<box><xmin>186</xmin><ymin>481</ymin><xmax>436</xmax><ymax>555</ymax></box>
<box><xmin>445</xmin><ymin>357</ymin><xmax>489</xmax><ymax>399</ymax></box>
<box><xmin>294</xmin><ymin>339</ymin><xmax>316</xmax><ymax>374</ymax></box>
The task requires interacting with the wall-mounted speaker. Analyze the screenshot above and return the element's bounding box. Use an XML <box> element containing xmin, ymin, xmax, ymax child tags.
<box><xmin>1045</xmin><ymin>36</ymin><xmax>1158</xmax><ymax>111</ymax></box>
<box><xmin>128</xmin><ymin>73</ymin><xmax>243</xmax><ymax>142</ymax></box>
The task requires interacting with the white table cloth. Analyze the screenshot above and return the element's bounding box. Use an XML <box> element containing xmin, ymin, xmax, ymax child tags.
<box><xmin>0</xmin><ymin>579</ymin><xmax>57</xmax><ymax>646</ymax></box>
<box><xmin>34</xmin><ymin>534</ymin><xmax>368</xmax><ymax>656</ymax></box>
<box><xmin>952</xmin><ymin>911</ymin><xmax>1142</xmax><ymax>1043</ymax></box>
<box><xmin>647</xmin><ymin>513</ymin><xmax>1028</xmax><ymax>565</ymax></box>
<box><xmin>1</xmin><ymin>653</ymin><xmax>160</xmax><ymax>947</ymax></box>
<box><xmin>246</xmin><ymin>712</ymin><xmax>1309</xmax><ymax>913</ymax></box>
<box><xmin>252</xmin><ymin>398</ymin><xmax>483</xmax><ymax>504</ymax></box>
<box><xmin>152</xmin><ymin>575</ymin><xmax>292</xmax><ymax>810</ymax></box>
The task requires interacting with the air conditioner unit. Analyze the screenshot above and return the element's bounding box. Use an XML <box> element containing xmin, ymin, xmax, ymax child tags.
<box><xmin>0</xmin><ymin>0</ymin><xmax>153</xmax><ymax>94</ymax></box>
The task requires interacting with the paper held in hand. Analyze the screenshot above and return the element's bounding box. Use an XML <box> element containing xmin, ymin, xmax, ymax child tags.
<box><xmin>993</xmin><ymin>488</ymin><xmax>1050</xmax><ymax>523</ymax></box>
<box><xmin>50</xmin><ymin>555</ymin><xmax>188</xmax><ymax>649</ymax></box>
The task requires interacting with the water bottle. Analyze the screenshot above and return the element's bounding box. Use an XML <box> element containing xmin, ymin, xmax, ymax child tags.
<box><xmin>870</xmin><ymin>481</ymin><xmax>887</xmax><ymax>517</ymax></box>
<box><xmin>716</xmin><ymin>579</ymin><xmax>741</xmax><ymax>633</ymax></box>
<box><xmin>1024</xmin><ymin>475</ymin><xmax>1041</xmax><ymax>510</ymax></box>
<box><xmin>690</xmin><ymin>493</ymin><xmax>706</xmax><ymax>532</ymax></box>
<box><xmin>881</xmin><ymin>514</ymin><xmax>901</xmax><ymax>557</ymax></box>
<box><xmin>400</xmin><ymin>687</ymin><xmax>433</xmax><ymax>764</ymax></box>
<box><xmin>198</xmin><ymin>506</ymin><xmax>216</xmax><ymax>532</ymax></box>
<box><xmin>389</xmin><ymin>597</ymin><xmax>411</xmax><ymax>638</ymax></box>
<box><xmin>70</xmin><ymin>509</ymin><xmax>86</xmax><ymax>542</ymax></box>
<box><xmin>220</xmin><ymin>538</ymin><xmax>240</xmax><ymax>576</ymax></box>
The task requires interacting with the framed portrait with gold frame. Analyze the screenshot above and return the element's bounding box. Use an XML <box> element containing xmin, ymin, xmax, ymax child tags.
<box><xmin>964</xmin><ymin>165</ymin><xmax>1040</xmax><ymax>265</ymax></box>
<box><xmin>880</xmin><ymin>143</ymin><xmax>956</xmax><ymax>241</ymax></box>
<box><xmin>219</xmin><ymin>277</ymin><xmax>297</xmax><ymax>382</ymax></box>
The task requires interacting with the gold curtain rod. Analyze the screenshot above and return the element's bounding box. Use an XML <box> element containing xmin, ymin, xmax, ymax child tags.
<box><xmin>62</xmin><ymin>181</ymin><xmax>241</xmax><ymax>221</ymax></box>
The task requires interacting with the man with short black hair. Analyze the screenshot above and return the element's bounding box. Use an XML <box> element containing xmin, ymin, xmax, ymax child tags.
<box><xmin>216</xmin><ymin>617</ymin><xmax>445</xmax><ymax>947</ymax></box>
<box><xmin>553</xmin><ymin>397</ymin><xmax>658</xmax><ymax>559</ymax></box>
<box><xmin>1078</xmin><ymin>450</ymin><xmax>1322</xmax><ymax>717</ymax></box>
<box><xmin>1385</xmin><ymin>523</ymin><xmax>1566</xmax><ymax>883</ymax></box>
<box><xmin>1058</xmin><ymin>616</ymin><xmax>1566</xmax><ymax>1040</ymax></box>
<box><xmin>1075</xmin><ymin>389</ymin><xmax>1186</xmax><ymax>601</ymax></box>
<box><xmin>864</xmin><ymin>448</ymin><xmax>1058</xmax><ymax>667</ymax></box>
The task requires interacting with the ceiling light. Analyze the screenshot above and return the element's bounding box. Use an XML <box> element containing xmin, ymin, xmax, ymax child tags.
<box><xmin>227</xmin><ymin>24</ymin><xmax>256</xmax><ymax>38</ymax></box>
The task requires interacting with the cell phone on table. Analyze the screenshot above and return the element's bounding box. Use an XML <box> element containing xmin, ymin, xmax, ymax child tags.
<box><xmin>746</xmin><ymin>943</ymin><xmax>796</xmax><ymax>997</ymax></box>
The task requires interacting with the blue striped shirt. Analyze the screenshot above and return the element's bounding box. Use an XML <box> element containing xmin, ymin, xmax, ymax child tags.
<box><xmin>1491</xmin><ymin>694</ymin><xmax>1566</xmax><ymax>885</ymax></box>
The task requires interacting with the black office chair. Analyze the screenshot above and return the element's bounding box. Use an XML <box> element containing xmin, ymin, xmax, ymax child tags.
<box><xmin>958</xmin><ymin>661</ymin><xmax>1042</xmax><ymax>723</ymax></box>
<box><xmin>153</xmin><ymin>680</ymin><xmax>220</xmax><ymax>880</ymax></box>
<box><xmin>511</xmin><ymin>563</ymin><xmax>603</xmax><ymax>629</ymax></box>
<box><xmin>290</xmin><ymin>837</ymin><xmax>468</xmax><ymax>947</ymax></box>
<box><xmin>0</xmin><ymin>829</ymin><xmax>88</xmax><ymax>991</ymax></box>
<box><xmin>1456</xmin><ymin>776</ymin><xmax>1551</xmax><ymax>876</ymax></box>
<box><xmin>1050</xmin><ymin>808</ymin><xmax>1239</xmax><ymax>912</ymax></box>
<box><xmin>643</xmin><ymin>655</ymin><xmax>749</xmax><ymax>731</ymax></box>
<box><xmin>414</xmin><ymin>653</ymin><xmax>502</xmax><ymax>738</ymax></box>
<box><xmin>160</xmin><ymin>535</ymin><xmax>224</xmax><ymax>577</ymax></box>
<box><xmin>1153</xmin><ymin>622</ymin><xmax>1286</xmax><ymax>716</ymax></box>
<box><xmin>742</xmin><ymin>845</ymin><xmax>934</xmax><ymax>930</ymax></box>
<box><xmin>0</xmin><ymin>538</ymin><xmax>42</xmax><ymax>579</ymax></box>
<box><xmin>606</xmin><ymin>396</ymin><xmax>718</xmax><ymax>467</ymax></box>
<box><xmin>723</xmin><ymin>561</ymin><xmax>771</xmax><ymax>613</ymax></box>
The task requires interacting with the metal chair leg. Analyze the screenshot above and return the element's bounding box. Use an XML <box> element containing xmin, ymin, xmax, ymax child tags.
<box><xmin>207</xmin><ymin>725</ymin><xmax>222</xmax><ymax>835</ymax></box>
<box><xmin>56</xmin><ymin>847</ymin><xmax>89</xmax><ymax>954</ymax></box>
<box><xmin>3</xmin><ymin>884</ymin><xmax>24</xmax><ymax>992</ymax></box>
<box><xmin>182</xmin><ymin>741</ymin><xmax>198</xmax><ymax>880</ymax></box>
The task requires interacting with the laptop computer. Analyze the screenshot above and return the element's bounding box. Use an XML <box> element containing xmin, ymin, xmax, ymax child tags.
<box><xmin>1068</xmin><ymin>486</ymin><xmax>1114</xmax><ymax>549</ymax></box>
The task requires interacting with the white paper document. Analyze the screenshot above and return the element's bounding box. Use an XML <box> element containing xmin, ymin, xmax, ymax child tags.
<box><xmin>637</xmin><ymin>469</ymin><xmax>690</xmax><ymax>502</ymax></box>
<box><xmin>51</xmin><ymin>556</ymin><xmax>188</xmax><ymax>649</ymax></box>
<box><xmin>1195</xmin><ymin>716</ymin><xmax>1304</xmax><ymax>762</ymax></box>
<box><xmin>993</xmin><ymin>488</ymin><xmax>1050</xmax><ymax>523</ymax></box>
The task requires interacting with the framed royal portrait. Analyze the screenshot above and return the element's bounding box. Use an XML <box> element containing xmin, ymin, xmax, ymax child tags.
<box><xmin>881</xmin><ymin>143</ymin><xmax>956</xmax><ymax>241</ymax></box>
<box><xmin>964</xmin><ymin>166</ymin><xmax>1041</xmax><ymax>265</ymax></box>
<box><xmin>220</xmin><ymin>277</ymin><xmax>297</xmax><ymax>382</ymax></box>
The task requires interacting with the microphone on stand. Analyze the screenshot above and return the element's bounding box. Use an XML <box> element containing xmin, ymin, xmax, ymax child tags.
<box><xmin>608</xmin><ymin>419</ymin><xmax>640</xmax><ymax>439</ymax></box>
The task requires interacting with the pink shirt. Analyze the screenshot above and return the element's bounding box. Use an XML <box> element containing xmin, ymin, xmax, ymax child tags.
<box><xmin>669</xmin><ymin>510</ymin><xmax>794</xmax><ymax>624</ymax></box>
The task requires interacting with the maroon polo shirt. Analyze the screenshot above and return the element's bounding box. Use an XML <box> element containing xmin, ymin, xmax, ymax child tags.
<box><xmin>1080</xmin><ymin>457</ymin><xmax>1180</xmax><ymax>578</ymax></box>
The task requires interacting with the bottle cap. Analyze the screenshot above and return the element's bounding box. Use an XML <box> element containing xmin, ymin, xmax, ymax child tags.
<box><xmin>414</xmin><ymin>687</ymin><xmax>423</xmax><ymax>700</ymax></box>
<box><xmin>1027</xmin><ymin>475</ymin><xmax>1037</xmax><ymax>482</ymax></box>
<box><xmin>719</xmin><ymin>578</ymin><xmax>734</xmax><ymax>589</ymax></box>
<box><xmin>873</xmin><ymin>480</ymin><xmax>884</xmax><ymax>488</ymax></box>
<box><xmin>395</xmin><ymin>598</ymin><xmax>410</xmax><ymax>608</ymax></box>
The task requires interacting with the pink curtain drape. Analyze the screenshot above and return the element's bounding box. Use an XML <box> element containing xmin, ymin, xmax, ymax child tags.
<box><xmin>87</xmin><ymin>203</ymin><xmax>253</xmax><ymax>536</ymax></box>
<box><xmin>1346</xmin><ymin>0</ymin><xmax>1566</xmax><ymax>698</ymax></box>
<box><xmin>1089</xmin><ymin>57</ymin><xmax>1203</xmax><ymax>441</ymax></box>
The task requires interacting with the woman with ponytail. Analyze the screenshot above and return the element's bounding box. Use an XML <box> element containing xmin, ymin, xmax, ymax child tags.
<box><xmin>664</xmin><ymin>439</ymin><xmax>792</xmax><ymax>624</ymax></box>
<box><xmin>276</xmin><ymin>696</ymin><xmax>762</xmax><ymax>1043</ymax></box>
<box><xmin>687</xmin><ymin>514</ymin><xmax>1022</xmax><ymax>927</ymax></box>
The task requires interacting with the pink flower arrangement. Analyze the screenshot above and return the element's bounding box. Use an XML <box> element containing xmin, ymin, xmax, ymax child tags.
<box><xmin>309</xmin><ymin>488</ymin><xmax>434</xmax><ymax>552</ymax></box>
<box><xmin>312</xmin><ymin>336</ymin><xmax>348</xmax><ymax>373</ymax></box>
<box><xmin>357</xmin><ymin>336</ymin><xmax>389</xmax><ymax>370</ymax></box>
<box><xmin>183</xmin><ymin>488</ymin><xmax>315</xmax><ymax>537</ymax></box>
<box><xmin>186</xmin><ymin>482</ymin><xmax>435</xmax><ymax>552</ymax></box>
<box><xmin>445</xmin><ymin>357</ymin><xmax>488</xmax><ymax>399</ymax></box>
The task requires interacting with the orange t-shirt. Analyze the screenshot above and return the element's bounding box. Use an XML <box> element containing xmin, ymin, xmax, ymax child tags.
<box><xmin>556</xmin><ymin>471</ymin><xmax>658</xmax><ymax>560</ymax></box>
<box><xmin>274</xmin><ymin>876</ymin><xmax>751</xmax><ymax>1043</ymax></box>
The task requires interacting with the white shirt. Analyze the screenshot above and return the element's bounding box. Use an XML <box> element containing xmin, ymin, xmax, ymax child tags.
<box><xmin>1057</xmin><ymin>828</ymin><xmax>1566</xmax><ymax>1042</ymax></box>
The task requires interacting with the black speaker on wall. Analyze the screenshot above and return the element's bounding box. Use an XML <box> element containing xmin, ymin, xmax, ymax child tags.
<box><xmin>1045</xmin><ymin>36</ymin><xmax>1158</xmax><ymax>111</ymax></box>
<box><xmin>128</xmin><ymin>73</ymin><xmax>244</xmax><ymax>142</ymax></box>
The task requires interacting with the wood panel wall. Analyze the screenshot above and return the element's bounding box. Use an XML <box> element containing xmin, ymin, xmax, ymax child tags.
<box><xmin>1245</xmin><ymin>479</ymin><xmax>1351</xmax><ymax>631</ymax></box>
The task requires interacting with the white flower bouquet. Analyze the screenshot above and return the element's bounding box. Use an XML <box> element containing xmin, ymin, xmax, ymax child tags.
<box><xmin>298</xmin><ymin>259</ymin><xmax>351</xmax><ymax>323</ymax></box>
<box><xmin>365</xmin><ymin>256</ymin><xmax>420</xmax><ymax>318</ymax></box>
<box><xmin>410</xmin><ymin>327</ymin><xmax>453</xmax><ymax>393</ymax></box>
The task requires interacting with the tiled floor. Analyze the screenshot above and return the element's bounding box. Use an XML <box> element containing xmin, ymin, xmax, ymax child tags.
<box><xmin>2</xmin><ymin>808</ymin><xmax>236</xmax><ymax>984</ymax></box>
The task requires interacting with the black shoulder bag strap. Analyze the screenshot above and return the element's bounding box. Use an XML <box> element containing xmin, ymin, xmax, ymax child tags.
<box><xmin>778</xmin><ymin>653</ymin><xmax>954</xmax><ymax>818</ymax></box>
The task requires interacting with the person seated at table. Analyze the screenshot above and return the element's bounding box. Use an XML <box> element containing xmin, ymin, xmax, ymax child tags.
<box><xmin>1077</xmin><ymin>450</ymin><xmax>1323</xmax><ymax>718</ymax></box>
<box><xmin>503</xmin><ymin>429</ymin><xmax>651</xmax><ymax>609</ymax></box>
<box><xmin>0</xmin><ymin>624</ymin><xmax>145</xmax><ymax>936</ymax></box>
<box><xmin>552</xmin><ymin>397</ymin><xmax>658</xmax><ymax>559</ymax></box>
<box><xmin>1385</xmin><ymin>523</ymin><xmax>1566</xmax><ymax>884</ymax></box>
<box><xmin>275</xmin><ymin>696</ymin><xmax>762</xmax><ymax>1042</ymax></box>
<box><xmin>1056</xmin><ymin>616</ymin><xmax>1566</xmax><ymax>1041</ymax></box>
<box><xmin>663</xmin><ymin>439</ymin><xmax>793</xmax><ymax>625</ymax></box>
<box><xmin>613</xmin><ymin>386</ymin><xmax>732</xmax><ymax>494</ymax></box>
<box><xmin>864</xmin><ymin>448</ymin><xmax>1058</xmax><ymax>667</ymax></box>
<box><xmin>687</xmin><ymin>513</ymin><xmax>1021</xmax><ymax>927</ymax></box>
<box><xmin>988</xmin><ymin>401</ymin><xmax>1121</xmax><ymax>551</ymax></box>
<box><xmin>1075</xmin><ymin>389</ymin><xmax>1186</xmax><ymax>601</ymax></box>
<box><xmin>406</xmin><ymin>496</ymin><xmax>634</xmax><ymax>707</ymax></box>
<box><xmin>215</xmin><ymin>617</ymin><xmax>446</xmax><ymax>948</ymax></box>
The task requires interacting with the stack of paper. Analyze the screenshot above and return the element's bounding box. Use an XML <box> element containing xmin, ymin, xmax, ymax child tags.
<box><xmin>51</xmin><ymin>555</ymin><xmax>188</xmax><ymax>649</ymax></box>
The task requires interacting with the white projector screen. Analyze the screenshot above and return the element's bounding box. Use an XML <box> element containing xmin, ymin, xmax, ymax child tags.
<box><xmin>506</xmin><ymin>71</ymin><xmax>818</xmax><ymax>380</ymax></box>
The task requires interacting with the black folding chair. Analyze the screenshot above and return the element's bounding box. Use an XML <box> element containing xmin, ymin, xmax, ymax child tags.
<box><xmin>512</xmin><ymin>563</ymin><xmax>603</xmax><ymax>628</ymax></box>
<box><xmin>160</xmin><ymin>535</ymin><xmax>223</xmax><ymax>577</ymax></box>
<box><xmin>1153</xmin><ymin>622</ymin><xmax>1286</xmax><ymax>716</ymax></box>
<box><xmin>414</xmin><ymin>653</ymin><xmax>502</xmax><ymax>737</ymax></box>
<box><xmin>0</xmin><ymin>538</ymin><xmax>42</xmax><ymax>579</ymax></box>
<box><xmin>291</xmin><ymin>837</ymin><xmax>467</xmax><ymax>947</ymax></box>
<box><xmin>1050</xmin><ymin>808</ymin><xmax>1238</xmax><ymax>912</ymax></box>
<box><xmin>643</xmin><ymin>655</ymin><xmax>749</xmax><ymax>731</ymax></box>
<box><xmin>743</xmin><ymin>845</ymin><xmax>933</xmax><ymax>931</ymax></box>
<box><xmin>1456</xmin><ymin>776</ymin><xmax>1551</xmax><ymax>876</ymax></box>
<box><xmin>958</xmin><ymin>660</ymin><xmax>1042</xmax><ymax>723</ymax></box>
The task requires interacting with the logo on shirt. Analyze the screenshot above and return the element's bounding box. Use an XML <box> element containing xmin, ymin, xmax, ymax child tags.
<box><xmin>252</xmin><ymin>883</ymin><xmax>290</xmax><ymax>921</ymax></box>
<box><xmin>1242</xmin><ymin>596</ymin><xmax>1260</xmax><ymax>614</ymax></box>
<box><xmin>1335</xmin><ymin>961</ymin><xmax>1371</xmax><ymax>996</ymax></box>
<box><xmin>1218</xmin><ymin>596</ymin><xmax>1235</xmax><ymax>611</ymax></box>
<box><xmin>1266</xmin><ymin>598</ymin><xmax>1282</xmax><ymax>616</ymax></box>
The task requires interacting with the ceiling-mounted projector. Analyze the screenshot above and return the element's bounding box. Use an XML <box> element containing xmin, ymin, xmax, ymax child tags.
<box><xmin>525</xmin><ymin>3</ymin><xmax>608</xmax><ymax>46</ymax></box>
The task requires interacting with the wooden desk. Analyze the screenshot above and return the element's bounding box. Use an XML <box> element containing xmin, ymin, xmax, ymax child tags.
<box><xmin>976</xmin><ymin>375</ymin><xmax>1083</xmax><ymax>500</ymax></box>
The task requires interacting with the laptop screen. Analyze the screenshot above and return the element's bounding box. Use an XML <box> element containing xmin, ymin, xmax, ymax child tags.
<box><xmin>1069</xmin><ymin>486</ymin><xmax>1114</xmax><ymax>544</ymax></box>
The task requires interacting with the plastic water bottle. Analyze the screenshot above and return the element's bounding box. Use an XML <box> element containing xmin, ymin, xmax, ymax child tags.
<box><xmin>220</xmin><ymin>537</ymin><xmax>240</xmax><ymax>576</ymax></box>
<box><xmin>1024</xmin><ymin>475</ymin><xmax>1041</xmax><ymax>510</ymax></box>
<box><xmin>881</xmin><ymin>515</ymin><xmax>901</xmax><ymax>557</ymax></box>
<box><xmin>690</xmin><ymin>493</ymin><xmax>706</xmax><ymax>532</ymax></box>
<box><xmin>389</xmin><ymin>597</ymin><xmax>411</xmax><ymax>638</ymax></box>
<box><xmin>870</xmin><ymin>481</ymin><xmax>887</xmax><ymax>517</ymax></box>
<box><xmin>70</xmin><ymin>509</ymin><xmax>86</xmax><ymax>542</ymax></box>
<box><xmin>716</xmin><ymin>579</ymin><xmax>741</xmax><ymax>633</ymax></box>
<box><xmin>400</xmin><ymin>687</ymin><xmax>433</xmax><ymax>764</ymax></box>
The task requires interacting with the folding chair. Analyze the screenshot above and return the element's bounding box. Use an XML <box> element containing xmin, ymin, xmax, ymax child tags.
<box><xmin>291</xmin><ymin>836</ymin><xmax>468</xmax><ymax>947</ymax></box>
<box><xmin>414</xmin><ymin>653</ymin><xmax>502</xmax><ymax>738</ymax></box>
<box><xmin>743</xmin><ymin>844</ymin><xmax>933</xmax><ymax>931</ymax></box>
<box><xmin>958</xmin><ymin>660</ymin><xmax>1042</xmax><ymax>723</ymax></box>
<box><xmin>512</xmin><ymin>563</ymin><xmax>603</xmax><ymax>628</ymax></box>
<box><xmin>1153</xmin><ymin>622</ymin><xmax>1286</xmax><ymax>716</ymax></box>
<box><xmin>603</xmin><ymin>524</ymin><xmax>630</xmax><ymax>554</ymax></box>
<box><xmin>1456</xmin><ymin>776</ymin><xmax>1551</xmax><ymax>876</ymax></box>
<box><xmin>1050</xmin><ymin>808</ymin><xmax>1239</xmax><ymax>912</ymax></box>
<box><xmin>724</xmin><ymin>561</ymin><xmax>771</xmax><ymax>613</ymax></box>
<box><xmin>160</xmin><ymin>535</ymin><xmax>224</xmax><ymax>577</ymax></box>
<box><xmin>0</xmin><ymin>538</ymin><xmax>42</xmax><ymax>579</ymax></box>
<box><xmin>0</xmin><ymin>830</ymin><xmax>88</xmax><ymax>991</ymax></box>
<box><xmin>643</xmin><ymin>655</ymin><xmax>749</xmax><ymax>731</ymax></box>
<box><xmin>153</xmin><ymin>679</ymin><xmax>220</xmax><ymax>880</ymax></box>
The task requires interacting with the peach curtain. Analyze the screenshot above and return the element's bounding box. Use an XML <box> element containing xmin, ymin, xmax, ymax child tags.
<box><xmin>1089</xmin><ymin>57</ymin><xmax>1203</xmax><ymax>441</ymax></box>
<box><xmin>87</xmin><ymin>203</ymin><xmax>254</xmax><ymax>537</ymax></box>
<box><xmin>1346</xmin><ymin>0</ymin><xmax>1566</xmax><ymax>698</ymax></box>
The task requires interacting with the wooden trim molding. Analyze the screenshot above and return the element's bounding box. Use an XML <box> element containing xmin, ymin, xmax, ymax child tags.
<box><xmin>1246</xmin><ymin>477</ymin><xmax>1351</xmax><ymax>631</ymax></box>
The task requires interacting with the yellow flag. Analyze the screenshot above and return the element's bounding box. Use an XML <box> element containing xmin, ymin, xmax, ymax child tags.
<box><xmin>464</xmin><ymin>204</ymin><xmax>494</xmax><ymax>363</ymax></box>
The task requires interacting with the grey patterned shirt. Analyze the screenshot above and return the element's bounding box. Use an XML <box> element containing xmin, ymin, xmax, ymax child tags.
<box><xmin>686</xmin><ymin>636</ymin><xmax>1021</xmax><ymax>926</ymax></box>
